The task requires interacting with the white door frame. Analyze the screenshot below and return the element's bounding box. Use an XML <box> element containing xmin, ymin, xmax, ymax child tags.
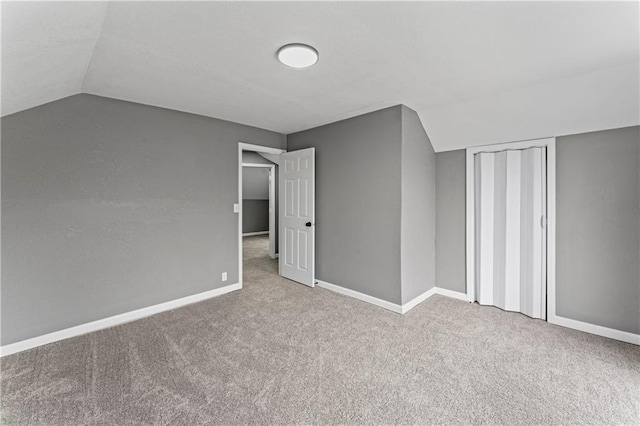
<box><xmin>238</xmin><ymin>142</ymin><xmax>285</xmax><ymax>288</ymax></box>
<box><xmin>242</xmin><ymin>163</ymin><xmax>276</xmax><ymax>258</ymax></box>
<box><xmin>466</xmin><ymin>137</ymin><xmax>557</xmax><ymax>322</ymax></box>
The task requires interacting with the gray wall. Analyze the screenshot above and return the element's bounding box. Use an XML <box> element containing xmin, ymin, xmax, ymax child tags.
<box><xmin>242</xmin><ymin>151</ymin><xmax>279</xmax><ymax>248</ymax></box>
<box><xmin>242</xmin><ymin>200</ymin><xmax>269</xmax><ymax>233</ymax></box>
<box><xmin>1</xmin><ymin>94</ymin><xmax>285</xmax><ymax>345</ymax></box>
<box><xmin>400</xmin><ymin>107</ymin><xmax>436</xmax><ymax>304</ymax></box>
<box><xmin>556</xmin><ymin>126</ymin><xmax>639</xmax><ymax>334</ymax></box>
<box><xmin>434</xmin><ymin>126</ymin><xmax>639</xmax><ymax>335</ymax></box>
<box><xmin>242</xmin><ymin>167</ymin><xmax>269</xmax><ymax>200</ymax></box>
<box><xmin>435</xmin><ymin>150</ymin><xmax>466</xmax><ymax>293</ymax></box>
<box><xmin>242</xmin><ymin>151</ymin><xmax>273</xmax><ymax>164</ymax></box>
<box><xmin>287</xmin><ymin>106</ymin><xmax>403</xmax><ymax>304</ymax></box>
<box><xmin>242</xmin><ymin>166</ymin><xmax>269</xmax><ymax>234</ymax></box>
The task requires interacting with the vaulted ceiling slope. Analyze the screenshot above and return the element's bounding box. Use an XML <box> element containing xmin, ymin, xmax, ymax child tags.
<box><xmin>2</xmin><ymin>2</ymin><xmax>108</xmax><ymax>117</ymax></box>
<box><xmin>2</xmin><ymin>1</ymin><xmax>638</xmax><ymax>152</ymax></box>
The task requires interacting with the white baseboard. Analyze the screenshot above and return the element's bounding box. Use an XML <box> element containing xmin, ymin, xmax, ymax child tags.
<box><xmin>550</xmin><ymin>315</ymin><xmax>640</xmax><ymax>346</ymax></box>
<box><xmin>434</xmin><ymin>287</ymin><xmax>469</xmax><ymax>302</ymax></box>
<box><xmin>315</xmin><ymin>281</ymin><xmax>456</xmax><ymax>314</ymax></box>
<box><xmin>0</xmin><ymin>283</ymin><xmax>242</xmax><ymax>357</ymax></box>
<box><xmin>401</xmin><ymin>286</ymin><xmax>471</xmax><ymax>313</ymax></box>
<box><xmin>401</xmin><ymin>287</ymin><xmax>437</xmax><ymax>313</ymax></box>
<box><xmin>315</xmin><ymin>280</ymin><xmax>403</xmax><ymax>313</ymax></box>
<box><xmin>440</xmin><ymin>288</ymin><xmax>636</xmax><ymax>345</ymax></box>
<box><xmin>243</xmin><ymin>231</ymin><xmax>269</xmax><ymax>237</ymax></box>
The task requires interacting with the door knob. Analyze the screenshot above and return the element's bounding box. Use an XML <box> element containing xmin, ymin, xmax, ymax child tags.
<box><xmin>305</xmin><ymin>222</ymin><xmax>312</xmax><ymax>227</ymax></box>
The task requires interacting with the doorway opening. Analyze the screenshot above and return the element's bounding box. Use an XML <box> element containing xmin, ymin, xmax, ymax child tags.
<box><xmin>237</xmin><ymin>142</ymin><xmax>316</xmax><ymax>290</ymax></box>
<box><xmin>238</xmin><ymin>143</ymin><xmax>285</xmax><ymax>288</ymax></box>
<box><xmin>242</xmin><ymin>163</ymin><xmax>276</xmax><ymax>258</ymax></box>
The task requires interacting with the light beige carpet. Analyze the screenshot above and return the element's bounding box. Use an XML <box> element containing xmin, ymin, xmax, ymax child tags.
<box><xmin>1</xmin><ymin>235</ymin><xmax>639</xmax><ymax>425</ymax></box>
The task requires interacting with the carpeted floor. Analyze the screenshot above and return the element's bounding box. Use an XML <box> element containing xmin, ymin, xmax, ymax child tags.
<box><xmin>2</xmin><ymin>235</ymin><xmax>639</xmax><ymax>425</ymax></box>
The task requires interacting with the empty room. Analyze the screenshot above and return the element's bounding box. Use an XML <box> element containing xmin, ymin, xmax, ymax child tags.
<box><xmin>1</xmin><ymin>1</ymin><xmax>639</xmax><ymax>425</ymax></box>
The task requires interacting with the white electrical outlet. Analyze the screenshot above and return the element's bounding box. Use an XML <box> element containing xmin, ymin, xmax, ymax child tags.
<box><xmin>221</xmin><ymin>272</ymin><xmax>227</xmax><ymax>282</ymax></box>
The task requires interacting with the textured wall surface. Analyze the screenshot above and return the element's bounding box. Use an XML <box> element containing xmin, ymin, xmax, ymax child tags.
<box><xmin>287</xmin><ymin>106</ymin><xmax>403</xmax><ymax>304</ymax></box>
<box><xmin>1</xmin><ymin>94</ymin><xmax>285</xmax><ymax>345</ymax></box>
<box><xmin>400</xmin><ymin>107</ymin><xmax>437</xmax><ymax>304</ymax></box>
<box><xmin>556</xmin><ymin>126</ymin><xmax>639</xmax><ymax>334</ymax></box>
<box><xmin>435</xmin><ymin>150</ymin><xmax>466</xmax><ymax>293</ymax></box>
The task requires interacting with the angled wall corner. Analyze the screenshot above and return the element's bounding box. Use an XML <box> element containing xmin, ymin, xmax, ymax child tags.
<box><xmin>1</xmin><ymin>2</ymin><xmax>108</xmax><ymax>117</ymax></box>
<box><xmin>286</xmin><ymin>106</ymin><xmax>404</xmax><ymax>305</ymax></box>
<box><xmin>400</xmin><ymin>106</ymin><xmax>437</xmax><ymax>305</ymax></box>
<box><xmin>287</xmin><ymin>104</ymin><xmax>439</xmax><ymax>309</ymax></box>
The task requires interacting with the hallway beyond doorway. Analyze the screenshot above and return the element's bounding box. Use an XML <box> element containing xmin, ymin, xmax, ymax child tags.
<box><xmin>243</xmin><ymin>234</ymin><xmax>278</xmax><ymax>282</ymax></box>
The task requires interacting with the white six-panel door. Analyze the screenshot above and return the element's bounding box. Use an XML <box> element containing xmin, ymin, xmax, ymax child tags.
<box><xmin>279</xmin><ymin>148</ymin><xmax>315</xmax><ymax>287</ymax></box>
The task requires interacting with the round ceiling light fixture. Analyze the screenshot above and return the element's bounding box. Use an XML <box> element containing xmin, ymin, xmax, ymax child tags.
<box><xmin>277</xmin><ymin>43</ymin><xmax>318</xmax><ymax>69</ymax></box>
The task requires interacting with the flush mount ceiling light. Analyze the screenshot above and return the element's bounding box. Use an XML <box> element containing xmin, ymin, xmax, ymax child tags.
<box><xmin>277</xmin><ymin>43</ymin><xmax>318</xmax><ymax>69</ymax></box>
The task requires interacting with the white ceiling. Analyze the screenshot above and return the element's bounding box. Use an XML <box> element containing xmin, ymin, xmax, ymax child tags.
<box><xmin>1</xmin><ymin>2</ymin><xmax>107</xmax><ymax>117</ymax></box>
<box><xmin>2</xmin><ymin>1</ymin><xmax>638</xmax><ymax>152</ymax></box>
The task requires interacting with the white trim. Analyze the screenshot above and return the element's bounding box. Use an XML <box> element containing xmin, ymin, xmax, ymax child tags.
<box><xmin>435</xmin><ymin>287</ymin><xmax>469</xmax><ymax>301</ymax></box>
<box><xmin>268</xmin><ymin>165</ymin><xmax>276</xmax><ymax>259</ymax></box>
<box><xmin>238</xmin><ymin>142</ymin><xmax>285</xmax><ymax>155</ymax></box>
<box><xmin>401</xmin><ymin>287</ymin><xmax>437</xmax><ymax>314</ymax></box>
<box><xmin>315</xmin><ymin>280</ymin><xmax>403</xmax><ymax>313</ymax></box>
<box><xmin>238</xmin><ymin>142</ymin><xmax>286</xmax><ymax>287</ymax></box>
<box><xmin>242</xmin><ymin>231</ymin><xmax>269</xmax><ymax>237</ymax></box>
<box><xmin>0</xmin><ymin>283</ymin><xmax>241</xmax><ymax>357</ymax></box>
<box><xmin>550</xmin><ymin>316</ymin><xmax>640</xmax><ymax>346</ymax></box>
<box><xmin>546</xmin><ymin>141</ymin><xmax>557</xmax><ymax>324</ymax></box>
<box><xmin>315</xmin><ymin>280</ymin><xmax>463</xmax><ymax>314</ymax></box>
<box><xmin>241</xmin><ymin>163</ymin><xmax>271</xmax><ymax>168</ymax></box>
<box><xmin>466</xmin><ymin>138</ymin><xmax>556</xmax><ymax>307</ymax></box>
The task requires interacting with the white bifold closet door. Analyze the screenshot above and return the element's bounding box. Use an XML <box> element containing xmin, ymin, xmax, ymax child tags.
<box><xmin>474</xmin><ymin>147</ymin><xmax>547</xmax><ymax>319</ymax></box>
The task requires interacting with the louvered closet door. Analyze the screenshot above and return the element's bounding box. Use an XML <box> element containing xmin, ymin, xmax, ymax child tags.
<box><xmin>474</xmin><ymin>147</ymin><xmax>546</xmax><ymax>319</ymax></box>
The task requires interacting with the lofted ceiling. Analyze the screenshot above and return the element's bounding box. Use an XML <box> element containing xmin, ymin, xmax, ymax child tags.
<box><xmin>2</xmin><ymin>1</ymin><xmax>638</xmax><ymax>152</ymax></box>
